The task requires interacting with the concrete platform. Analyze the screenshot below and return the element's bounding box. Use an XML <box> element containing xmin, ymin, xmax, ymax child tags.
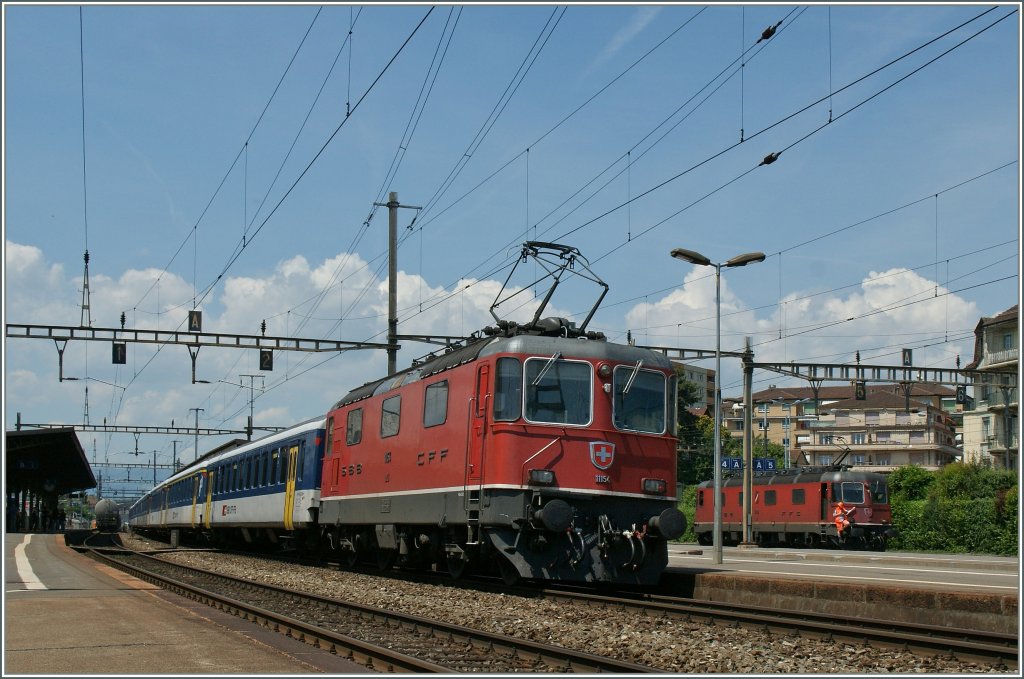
<box><xmin>690</xmin><ymin>570</ymin><xmax>1018</xmax><ymax>634</ymax></box>
<box><xmin>3</xmin><ymin>533</ymin><xmax>370</xmax><ymax>674</ymax></box>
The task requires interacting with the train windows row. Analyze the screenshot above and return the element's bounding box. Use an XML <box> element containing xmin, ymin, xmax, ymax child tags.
<box><xmin>209</xmin><ymin>442</ymin><xmax>304</xmax><ymax>495</ymax></box>
<box><xmin>338</xmin><ymin>355</ymin><xmax>675</xmax><ymax>451</ymax></box>
<box><xmin>343</xmin><ymin>380</ymin><xmax>449</xmax><ymax>448</ymax></box>
<box><xmin>698</xmin><ymin>488</ymin><xmax>808</xmax><ymax>506</ymax></box>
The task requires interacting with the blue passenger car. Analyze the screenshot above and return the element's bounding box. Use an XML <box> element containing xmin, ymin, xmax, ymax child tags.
<box><xmin>128</xmin><ymin>418</ymin><xmax>326</xmax><ymax>548</ymax></box>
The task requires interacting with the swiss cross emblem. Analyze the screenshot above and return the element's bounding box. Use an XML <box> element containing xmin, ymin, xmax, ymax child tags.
<box><xmin>590</xmin><ymin>441</ymin><xmax>615</xmax><ymax>470</ymax></box>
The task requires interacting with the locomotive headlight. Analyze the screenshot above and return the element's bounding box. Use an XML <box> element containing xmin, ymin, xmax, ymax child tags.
<box><xmin>597</xmin><ymin>363</ymin><xmax>612</xmax><ymax>379</ymax></box>
<box><xmin>529</xmin><ymin>469</ymin><xmax>556</xmax><ymax>486</ymax></box>
<box><xmin>642</xmin><ymin>478</ymin><xmax>667</xmax><ymax>495</ymax></box>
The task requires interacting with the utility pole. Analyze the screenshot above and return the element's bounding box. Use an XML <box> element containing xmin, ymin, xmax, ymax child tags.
<box><xmin>741</xmin><ymin>338</ymin><xmax>755</xmax><ymax>546</ymax></box>
<box><xmin>189</xmin><ymin>407</ymin><xmax>204</xmax><ymax>463</ymax></box>
<box><xmin>373</xmin><ymin>191</ymin><xmax>421</xmax><ymax>376</ymax></box>
<box><xmin>239</xmin><ymin>374</ymin><xmax>264</xmax><ymax>441</ymax></box>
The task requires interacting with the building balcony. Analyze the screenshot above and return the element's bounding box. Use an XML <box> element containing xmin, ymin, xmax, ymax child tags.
<box><xmin>979</xmin><ymin>347</ymin><xmax>1018</xmax><ymax>369</ymax></box>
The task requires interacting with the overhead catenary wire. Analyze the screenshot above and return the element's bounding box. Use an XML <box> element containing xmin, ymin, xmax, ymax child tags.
<box><xmin>68</xmin><ymin>11</ymin><xmax>1011</xmax><ymax>446</ymax></box>
<box><xmin>193</xmin><ymin>7</ymin><xmax>436</xmax><ymax>313</ymax></box>
<box><xmin>127</xmin><ymin>6</ymin><xmax>325</xmax><ymax>315</ymax></box>
<box><xmin>103</xmin><ymin>8</ymin><xmax>434</xmax><ymax>421</ymax></box>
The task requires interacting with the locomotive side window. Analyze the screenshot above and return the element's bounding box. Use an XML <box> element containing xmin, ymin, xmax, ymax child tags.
<box><xmin>423</xmin><ymin>380</ymin><xmax>449</xmax><ymax>427</ymax></box>
<box><xmin>791</xmin><ymin>488</ymin><xmax>805</xmax><ymax>504</ymax></box>
<box><xmin>381</xmin><ymin>395</ymin><xmax>402</xmax><ymax>438</ymax></box>
<box><xmin>764</xmin><ymin>490</ymin><xmax>777</xmax><ymax>506</ymax></box>
<box><xmin>697</xmin><ymin>490</ymin><xmax>704</xmax><ymax>506</ymax></box>
<box><xmin>870</xmin><ymin>479</ymin><xmax>888</xmax><ymax>503</ymax></box>
<box><xmin>346</xmin><ymin>409</ymin><xmax>363</xmax><ymax>446</ymax></box>
<box><xmin>494</xmin><ymin>357</ymin><xmax>523</xmax><ymax>421</ymax></box>
<box><xmin>524</xmin><ymin>358</ymin><xmax>592</xmax><ymax>425</ymax></box>
<box><xmin>271</xmin><ymin>450</ymin><xmax>279</xmax><ymax>485</ymax></box>
<box><xmin>612</xmin><ymin>365</ymin><xmax>667</xmax><ymax>433</ymax></box>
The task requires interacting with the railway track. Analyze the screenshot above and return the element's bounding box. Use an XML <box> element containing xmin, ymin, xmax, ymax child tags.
<box><xmin>248</xmin><ymin>544</ymin><xmax>1016</xmax><ymax>667</ymax></box>
<box><xmin>99</xmin><ymin>535</ymin><xmax>1016</xmax><ymax>672</ymax></box>
<box><xmin>83</xmin><ymin>546</ymin><xmax>660</xmax><ymax>673</ymax></box>
<box><xmin>532</xmin><ymin>585</ymin><xmax>1018</xmax><ymax>668</ymax></box>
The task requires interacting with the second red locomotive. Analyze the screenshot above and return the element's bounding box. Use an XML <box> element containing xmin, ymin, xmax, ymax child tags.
<box><xmin>693</xmin><ymin>468</ymin><xmax>896</xmax><ymax>550</ymax></box>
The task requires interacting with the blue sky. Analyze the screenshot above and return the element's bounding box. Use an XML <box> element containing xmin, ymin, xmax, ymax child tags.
<box><xmin>3</xmin><ymin>3</ymin><xmax>1020</xmax><ymax>495</ymax></box>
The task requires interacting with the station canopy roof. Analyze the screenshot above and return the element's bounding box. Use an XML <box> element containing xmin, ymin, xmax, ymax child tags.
<box><xmin>5</xmin><ymin>428</ymin><xmax>96</xmax><ymax>495</ymax></box>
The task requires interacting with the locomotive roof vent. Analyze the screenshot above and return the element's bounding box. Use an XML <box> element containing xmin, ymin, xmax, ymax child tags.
<box><xmin>478</xmin><ymin>317</ymin><xmax>605</xmax><ymax>341</ymax></box>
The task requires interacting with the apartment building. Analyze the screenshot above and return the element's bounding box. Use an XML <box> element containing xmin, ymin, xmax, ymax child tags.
<box><xmin>962</xmin><ymin>305</ymin><xmax>1019</xmax><ymax>470</ymax></box>
<box><xmin>724</xmin><ymin>383</ymin><xmax>959</xmax><ymax>471</ymax></box>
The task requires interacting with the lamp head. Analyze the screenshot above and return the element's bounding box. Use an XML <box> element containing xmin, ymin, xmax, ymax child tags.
<box><xmin>670</xmin><ymin>247</ymin><xmax>711</xmax><ymax>267</ymax></box>
<box><xmin>724</xmin><ymin>252</ymin><xmax>766</xmax><ymax>267</ymax></box>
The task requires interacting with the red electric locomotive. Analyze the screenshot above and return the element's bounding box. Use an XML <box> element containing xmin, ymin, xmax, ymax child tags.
<box><xmin>317</xmin><ymin>244</ymin><xmax>686</xmax><ymax>585</ymax></box>
<box><xmin>693</xmin><ymin>467</ymin><xmax>896</xmax><ymax>550</ymax></box>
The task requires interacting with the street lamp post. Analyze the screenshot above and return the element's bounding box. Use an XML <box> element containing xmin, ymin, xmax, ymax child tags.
<box><xmin>671</xmin><ymin>247</ymin><xmax>765</xmax><ymax>565</ymax></box>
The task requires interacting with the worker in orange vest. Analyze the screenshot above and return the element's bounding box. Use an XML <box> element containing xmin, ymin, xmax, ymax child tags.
<box><xmin>833</xmin><ymin>501</ymin><xmax>854</xmax><ymax>540</ymax></box>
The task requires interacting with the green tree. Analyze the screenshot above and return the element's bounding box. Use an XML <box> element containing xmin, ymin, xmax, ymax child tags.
<box><xmin>888</xmin><ymin>464</ymin><xmax>934</xmax><ymax>502</ymax></box>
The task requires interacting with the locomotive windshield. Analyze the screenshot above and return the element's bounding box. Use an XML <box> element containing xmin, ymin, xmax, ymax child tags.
<box><xmin>612</xmin><ymin>365</ymin><xmax>667</xmax><ymax>433</ymax></box>
<box><xmin>524</xmin><ymin>357</ymin><xmax>592</xmax><ymax>425</ymax></box>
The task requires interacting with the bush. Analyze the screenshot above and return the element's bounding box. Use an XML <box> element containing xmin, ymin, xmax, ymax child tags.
<box><xmin>888</xmin><ymin>463</ymin><xmax>1018</xmax><ymax>555</ymax></box>
<box><xmin>676</xmin><ymin>485</ymin><xmax>697</xmax><ymax>543</ymax></box>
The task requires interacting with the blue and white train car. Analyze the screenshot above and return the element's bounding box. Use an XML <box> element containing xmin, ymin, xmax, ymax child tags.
<box><xmin>128</xmin><ymin>418</ymin><xmax>326</xmax><ymax>548</ymax></box>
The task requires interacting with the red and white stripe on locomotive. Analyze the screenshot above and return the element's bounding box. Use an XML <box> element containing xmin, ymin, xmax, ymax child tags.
<box><xmin>319</xmin><ymin>320</ymin><xmax>687</xmax><ymax>584</ymax></box>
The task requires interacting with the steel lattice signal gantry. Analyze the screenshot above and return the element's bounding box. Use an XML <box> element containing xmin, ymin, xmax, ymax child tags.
<box><xmin>4</xmin><ymin>323</ymin><xmax>392</xmax><ymax>382</ymax></box>
<box><xmin>12</xmin><ymin>420</ymin><xmax>281</xmax><ymax>436</ymax></box>
<box><xmin>751</xmin><ymin>360</ymin><xmax>1017</xmax><ymax>389</ymax></box>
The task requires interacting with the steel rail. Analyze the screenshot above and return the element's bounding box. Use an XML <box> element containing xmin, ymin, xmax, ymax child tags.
<box><xmin>85</xmin><ymin>549</ymin><xmax>449</xmax><ymax>673</ymax></box>
<box><xmin>536</xmin><ymin>586</ymin><xmax>1017</xmax><ymax>667</ymax></box>
<box><xmin>92</xmin><ymin>549</ymin><xmax>661</xmax><ymax>673</ymax></box>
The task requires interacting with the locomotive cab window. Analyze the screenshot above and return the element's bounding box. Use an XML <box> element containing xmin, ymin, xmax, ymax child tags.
<box><xmin>494</xmin><ymin>357</ymin><xmax>523</xmax><ymax>421</ymax></box>
<box><xmin>524</xmin><ymin>357</ymin><xmax>592</xmax><ymax>426</ymax></box>
<box><xmin>423</xmin><ymin>380</ymin><xmax>449</xmax><ymax>428</ymax></box>
<box><xmin>791</xmin><ymin>488</ymin><xmax>805</xmax><ymax>504</ymax></box>
<box><xmin>612</xmin><ymin>364</ymin><xmax>667</xmax><ymax>433</ymax></box>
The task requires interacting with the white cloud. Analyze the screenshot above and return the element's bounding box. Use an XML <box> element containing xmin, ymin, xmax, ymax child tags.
<box><xmin>587</xmin><ymin>7</ymin><xmax>662</xmax><ymax>75</ymax></box>
<box><xmin>625</xmin><ymin>266</ymin><xmax>980</xmax><ymax>394</ymax></box>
